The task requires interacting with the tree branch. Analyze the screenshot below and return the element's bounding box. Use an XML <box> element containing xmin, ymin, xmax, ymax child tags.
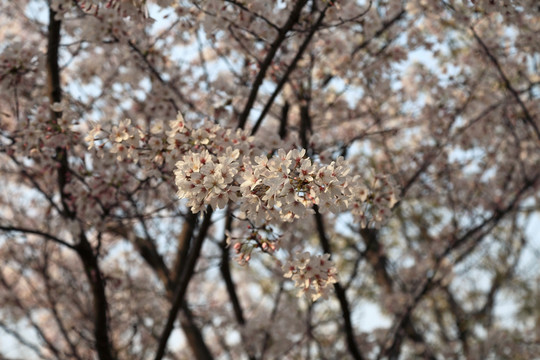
<box><xmin>105</xmin><ymin>212</ymin><xmax>213</xmax><ymax>359</ymax></box>
<box><xmin>251</xmin><ymin>5</ymin><xmax>328</xmax><ymax>135</ymax></box>
<box><xmin>127</xmin><ymin>39</ymin><xmax>198</xmax><ymax>114</ymax></box>
<box><xmin>352</xmin><ymin>9</ymin><xmax>406</xmax><ymax>56</ymax></box>
<box><xmin>154</xmin><ymin>209</ymin><xmax>214</xmax><ymax>360</ymax></box>
<box><xmin>46</xmin><ymin>4</ymin><xmax>74</xmax><ymax>220</ymax></box>
<box><xmin>237</xmin><ymin>0</ymin><xmax>308</xmax><ymax>129</ymax></box>
<box><xmin>471</xmin><ymin>27</ymin><xmax>540</xmax><ymax>141</ymax></box>
<box><xmin>46</xmin><ymin>6</ymin><xmax>61</xmax><ymax>111</ymax></box>
<box><xmin>279</xmin><ymin>101</ymin><xmax>289</xmax><ymax>139</ymax></box>
<box><xmin>379</xmin><ymin>175</ymin><xmax>538</xmax><ymax>359</ymax></box>
<box><xmin>172</xmin><ymin>212</ymin><xmax>198</xmax><ymax>285</ymax></box>
<box><xmin>313</xmin><ymin>207</ymin><xmax>364</xmax><ymax>360</ymax></box>
<box><xmin>220</xmin><ymin>209</ymin><xmax>246</xmax><ymax>325</ymax></box>
<box><xmin>75</xmin><ymin>233</ymin><xmax>117</xmax><ymax>360</ymax></box>
<box><xmin>42</xmin><ymin>255</ymin><xmax>84</xmax><ymax>360</ymax></box>
<box><xmin>0</xmin><ymin>225</ymin><xmax>75</xmax><ymax>250</ymax></box>
<box><xmin>46</xmin><ymin>6</ymin><xmax>116</xmax><ymax>359</ymax></box>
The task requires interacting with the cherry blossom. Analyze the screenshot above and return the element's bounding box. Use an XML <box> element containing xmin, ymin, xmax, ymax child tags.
<box><xmin>1</xmin><ymin>1</ymin><xmax>539</xmax><ymax>359</ymax></box>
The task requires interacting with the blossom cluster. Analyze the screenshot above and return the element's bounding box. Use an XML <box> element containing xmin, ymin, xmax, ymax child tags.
<box><xmin>0</xmin><ymin>41</ymin><xmax>40</xmax><ymax>93</ymax></box>
<box><xmin>86</xmin><ymin>113</ymin><xmax>399</xmax><ymax>299</ymax></box>
<box><xmin>169</xmin><ymin>113</ymin><xmax>399</xmax><ymax>228</ymax></box>
<box><xmin>87</xmin><ymin>112</ymin><xmax>399</xmax><ymax>229</ymax></box>
<box><xmin>282</xmin><ymin>252</ymin><xmax>339</xmax><ymax>301</ymax></box>
<box><xmin>175</xmin><ymin>147</ymin><xmax>241</xmax><ymax>213</ymax></box>
<box><xmin>175</xmin><ymin>146</ymin><xmax>359</xmax><ymax>225</ymax></box>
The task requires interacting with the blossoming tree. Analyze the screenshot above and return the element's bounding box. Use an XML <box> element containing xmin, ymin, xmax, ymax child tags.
<box><xmin>1</xmin><ymin>0</ymin><xmax>539</xmax><ymax>359</ymax></box>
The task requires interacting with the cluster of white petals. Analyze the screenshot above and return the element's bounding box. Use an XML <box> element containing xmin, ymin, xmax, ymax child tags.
<box><xmin>175</xmin><ymin>148</ymin><xmax>240</xmax><ymax>213</ymax></box>
<box><xmin>282</xmin><ymin>252</ymin><xmax>339</xmax><ymax>301</ymax></box>
<box><xmin>87</xmin><ymin>113</ymin><xmax>399</xmax><ymax>299</ymax></box>
<box><xmin>167</xmin><ymin>113</ymin><xmax>399</xmax><ymax>229</ymax></box>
